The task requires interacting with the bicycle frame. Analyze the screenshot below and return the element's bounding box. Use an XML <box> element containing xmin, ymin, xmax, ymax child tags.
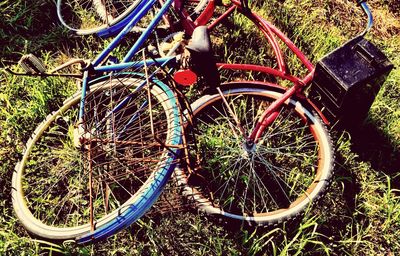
<box><xmin>75</xmin><ymin>0</ymin><xmax>330</xmax><ymax>147</ymax></box>
<box><xmin>205</xmin><ymin>1</ymin><xmax>325</xmax><ymax>142</ymax></box>
<box><xmin>88</xmin><ymin>0</ymin><xmax>374</xmax><ymax>142</ymax></box>
<box><xmin>55</xmin><ymin>0</ymin><xmax>329</xmax><ymax>211</ymax></box>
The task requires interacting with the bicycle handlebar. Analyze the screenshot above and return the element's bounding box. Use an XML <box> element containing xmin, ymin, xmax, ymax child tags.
<box><xmin>357</xmin><ymin>0</ymin><xmax>373</xmax><ymax>36</ymax></box>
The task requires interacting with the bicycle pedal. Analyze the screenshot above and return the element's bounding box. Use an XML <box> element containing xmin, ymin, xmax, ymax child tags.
<box><xmin>18</xmin><ymin>54</ymin><xmax>46</xmax><ymax>74</ymax></box>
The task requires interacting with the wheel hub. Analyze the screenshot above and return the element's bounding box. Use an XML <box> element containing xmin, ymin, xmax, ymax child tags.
<box><xmin>242</xmin><ymin>140</ymin><xmax>257</xmax><ymax>157</ymax></box>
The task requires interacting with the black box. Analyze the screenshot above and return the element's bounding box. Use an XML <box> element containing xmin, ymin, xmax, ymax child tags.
<box><xmin>309</xmin><ymin>36</ymin><xmax>393</xmax><ymax>127</ymax></box>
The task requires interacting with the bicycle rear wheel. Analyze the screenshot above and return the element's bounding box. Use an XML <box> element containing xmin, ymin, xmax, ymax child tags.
<box><xmin>57</xmin><ymin>0</ymin><xmax>142</xmax><ymax>35</ymax></box>
<box><xmin>178</xmin><ymin>86</ymin><xmax>334</xmax><ymax>225</ymax></box>
<box><xmin>12</xmin><ymin>75</ymin><xmax>182</xmax><ymax>243</ymax></box>
<box><xmin>57</xmin><ymin>0</ymin><xmax>210</xmax><ymax>35</ymax></box>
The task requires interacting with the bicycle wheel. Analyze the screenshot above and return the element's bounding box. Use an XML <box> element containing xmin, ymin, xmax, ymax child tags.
<box><xmin>57</xmin><ymin>0</ymin><xmax>143</xmax><ymax>35</ymax></box>
<box><xmin>12</xmin><ymin>75</ymin><xmax>182</xmax><ymax>243</ymax></box>
<box><xmin>57</xmin><ymin>0</ymin><xmax>210</xmax><ymax>35</ymax></box>
<box><xmin>178</xmin><ymin>86</ymin><xmax>334</xmax><ymax>225</ymax></box>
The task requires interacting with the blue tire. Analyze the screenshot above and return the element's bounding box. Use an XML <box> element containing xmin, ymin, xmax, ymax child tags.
<box><xmin>12</xmin><ymin>75</ymin><xmax>182</xmax><ymax>244</ymax></box>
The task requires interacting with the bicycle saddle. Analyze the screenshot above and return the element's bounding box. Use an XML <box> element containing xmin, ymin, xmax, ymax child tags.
<box><xmin>186</xmin><ymin>26</ymin><xmax>211</xmax><ymax>53</ymax></box>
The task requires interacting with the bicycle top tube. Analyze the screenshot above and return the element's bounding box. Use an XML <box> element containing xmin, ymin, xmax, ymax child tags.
<box><xmin>94</xmin><ymin>57</ymin><xmax>175</xmax><ymax>73</ymax></box>
<box><xmin>79</xmin><ymin>56</ymin><xmax>175</xmax><ymax>121</ymax></box>
<box><xmin>89</xmin><ymin>0</ymin><xmax>312</xmax><ymax>85</ymax></box>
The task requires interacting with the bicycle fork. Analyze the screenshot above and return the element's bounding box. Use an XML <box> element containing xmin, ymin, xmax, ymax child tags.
<box><xmin>249</xmin><ymin>85</ymin><xmax>299</xmax><ymax>143</ymax></box>
<box><xmin>217</xmin><ymin>82</ymin><xmax>304</xmax><ymax>149</ymax></box>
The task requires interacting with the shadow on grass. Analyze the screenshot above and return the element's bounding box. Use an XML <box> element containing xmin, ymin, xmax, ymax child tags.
<box><xmin>346</xmin><ymin>122</ymin><xmax>400</xmax><ymax>187</ymax></box>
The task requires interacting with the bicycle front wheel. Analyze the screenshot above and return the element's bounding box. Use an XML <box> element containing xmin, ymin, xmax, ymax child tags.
<box><xmin>178</xmin><ymin>86</ymin><xmax>334</xmax><ymax>225</ymax></box>
<box><xmin>12</xmin><ymin>75</ymin><xmax>182</xmax><ymax>243</ymax></box>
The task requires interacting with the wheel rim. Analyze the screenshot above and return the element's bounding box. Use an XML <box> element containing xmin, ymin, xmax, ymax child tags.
<box><xmin>57</xmin><ymin>0</ymin><xmax>142</xmax><ymax>35</ymax></box>
<box><xmin>181</xmin><ymin>88</ymin><xmax>333</xmax><ymax>223</ymax></box>
<box><xmin>12</xmin><ymin>77</ymin><xmax>181</xmax><ymax>239</ymax></box>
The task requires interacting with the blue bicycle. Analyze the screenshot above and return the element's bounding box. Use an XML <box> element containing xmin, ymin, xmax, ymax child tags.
<box><xmin>12</xmin><ymin>0</ymin><xmax>186</xmax><ymax>244</ymax></box>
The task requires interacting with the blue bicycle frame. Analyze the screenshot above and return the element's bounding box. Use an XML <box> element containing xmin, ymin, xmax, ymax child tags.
<box><xmin>78</xmin><ymin>0</ymin><xmax>176</xmax><ymax>122</ymax></box>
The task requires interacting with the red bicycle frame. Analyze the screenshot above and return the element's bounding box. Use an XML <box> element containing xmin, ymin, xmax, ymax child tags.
<box><xmin>173</xmin><ymin>0</ymin><xmax>328</xmax><ymax>143</ymax></box>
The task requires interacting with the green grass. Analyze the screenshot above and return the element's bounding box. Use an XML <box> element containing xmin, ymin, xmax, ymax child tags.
<box><xmin>1</xmin><ymin>0</ymin><xmax>399</xmax><ymax>255</ymax></box>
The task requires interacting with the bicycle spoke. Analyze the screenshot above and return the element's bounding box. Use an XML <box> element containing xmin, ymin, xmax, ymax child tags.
<box><xmin>183</xmin><ymin>88</ymin><xmax>333</xmax><ymax>223</ymax></box>
<box><xmin>19</xmin><ymin>76</ymin><xmax>179</xmax><ymax>231</ymax></box>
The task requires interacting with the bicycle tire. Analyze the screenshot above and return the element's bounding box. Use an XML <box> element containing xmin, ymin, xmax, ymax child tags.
<box><xmin>12</xmin><ymin>75</ymin><xmax>182</xmax><ymax>243</ymax></box>
<box><xmin>57</xmin><ymin>0</ymin><xmax>210</xmax><ymax>36</ymax></box>
<box><xmin>177</xmin><ymin>86</ymin><xmax>334</xmax><ymax>225</ymax></box>
<box><xmin>57</xmin><ymin>0</ymin><xmax>143</xmax><ymax>35</ymax></box>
